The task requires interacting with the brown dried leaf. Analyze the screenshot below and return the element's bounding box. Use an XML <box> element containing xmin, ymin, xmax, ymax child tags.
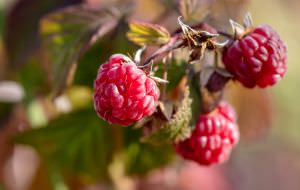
<box><xmin>200</xmin><ymin>66</ymin><xmax>215</xmax><ymax>87</ymax></box>
<box><xmin>179</xmin><ymin>0</ymin><xmax>210</xmax><ymax>22</ymax></box>
<box><xmin>157</xmin><ymin>101</ymin><xmax>174</xmax><ymax>121</ymax></box>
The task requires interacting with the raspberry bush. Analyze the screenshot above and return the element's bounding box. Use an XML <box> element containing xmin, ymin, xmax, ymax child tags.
<box><xmin>3</xmin><ymin>0</ymin><xmax>288</xmax><ymax>189</ymax></box>
<box><xmin>92</xmin><ymin>12</ymin><xmax>287</xmax><ymax>167</ymax></box>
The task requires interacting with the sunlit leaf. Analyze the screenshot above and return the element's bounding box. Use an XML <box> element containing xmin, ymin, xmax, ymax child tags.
<box><xmin>40</xmin><ymin>5</ymin><xmax>123</xmax><ymax>97</ymax></box>
<box><xmin>127</xmin><ymin>21</ymin><xmax>170</xmax><ymax>46</ymax></box>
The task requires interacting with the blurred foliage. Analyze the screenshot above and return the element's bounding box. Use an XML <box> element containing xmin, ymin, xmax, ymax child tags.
<box><xmin>27</xmin><ymin>99</ymin><xmax>48</xmax><ymax>127</ymax></box>
<box><xmin>40</xmin><ymin>4</ymin><xmax>123</xmax><ymax>97</ymax></box>
<box><xmin>180</xmin><ymin>0</ymin><xmax>209</xmax><ymax>23</ymax></box>
<box><xmin>66</xmin><ymin>86</ymin><xmax>93</xmax><ymax>110</ymax></box>
<box><xmin>124</xmin><ymin>141</ymin><xmax>174</xmax><ymax>175</ymax></box>
<box><xmin>122</xmin><ymin>124</ymin><xmax>174</xmax><ymax>175</ymax></box>
<box><xmin>16</xmin><ymin>59</ymin><xmax>48</xmax><ymax>103</ymax></box>
<box><xmin>15</xmin><ymin>106</ymin><xmax>175</xmax><ymax>180</ymax></box>
<box><xmin>15</xmin><ymin>108</ymin><xmax>114</xmax><ymax>181</ymax></box>
<box><xmin>4</xmin><ymin>0</ymin><xmax>83</xmax><ymax>68</ymax></box>
<box><xmin>0</xmin><ymin>102</ymin><xmax>13</xmax><ymax>129</ymax></box>
<box><xmin>0</xmin><ymin>8</ymin><xmax>4</xmax><ymax>35</ymax></box>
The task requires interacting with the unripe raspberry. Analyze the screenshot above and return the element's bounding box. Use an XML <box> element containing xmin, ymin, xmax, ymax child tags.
<box><xmin>174</xmin><ymin>102</ymin><xmax>239</xmax><ymax>166</ymax></box>
<box><xmin>94</xmin><ymin>54</ymin><xmax>160</xmax><ymax>126</ymax></box>
<box><xmin>222</xmin><ymin>25</ymin><xmax>287</xmax><ymax>88</ymax></box>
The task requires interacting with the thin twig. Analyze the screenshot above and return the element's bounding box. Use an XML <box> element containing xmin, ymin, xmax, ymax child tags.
<box><xmin>217</xmin><ymin>30</ymin><xmax>233</xmax><ymax>39</ymax></box>
<box><xmin>141</xmin><ymin>36</ymin><xmax>184</xmax><ymax>67</ymax></box>
<box><xmin>161</xmin><ymin>55</ymin><xmax>169</xmax><ymax>100</ymax></box>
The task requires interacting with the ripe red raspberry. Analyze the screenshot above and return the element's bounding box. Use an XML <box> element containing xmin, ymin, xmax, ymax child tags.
<box><xmin>94</xmin><ymin>54</ymin><xmax>160</xmax><ymax>126</ymax></box>
<box><xmin>174</xmin><ymin>102</ymin><xmax>239</xmax><ymax>165</ymax></box>
<box><xmin>222</xmin><ymin>25</ymin><xmax>287</xmax><ymax>88</ymax></box>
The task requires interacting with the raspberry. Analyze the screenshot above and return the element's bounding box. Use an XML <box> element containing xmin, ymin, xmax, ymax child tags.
<box><xmin>222</xmin><ymin>25</ymin><xmax>287</xmax><ymax>88</ymax></box>
<box><xmin>174</xmin><ymin>102</ymin><xmax>239</xmax><ymax>165</ymax></box>
<box><xmin>94</xmin><ymin>54</ymin><xmax>160</xmax><ymax>126</ymax></box>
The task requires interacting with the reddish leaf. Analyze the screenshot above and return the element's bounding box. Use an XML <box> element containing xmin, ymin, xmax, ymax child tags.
<box><xmin>4</xmin><ymin>0</ymin><xmax>83</xmax><ymax>68</ymax></box>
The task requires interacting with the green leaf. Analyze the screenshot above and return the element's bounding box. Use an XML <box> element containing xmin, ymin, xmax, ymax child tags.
<box><xmin>189</xmin><ymin>71</ymin><xmax>202</xmax><ymax>126</ymax></box>
<box><xmin>40</xmin><ymin>5</ymin><xmax>121</xmax><ymax>97</ymax></box>
<box><xmin>16</xmin><ymin>58</ymin><xmax>49</xmax><ymax>103</ymax></box>
<box><xmin>74</xmin><ymin>27</ymin><xmax>135</xmax><ymax>87</ymax></box>
<box><xmin>124</xmin><ymin>140</ymin><xmax>174</xmax><ymax>175</ymax></box>
<box><xmin>155</xmin><ymin>59</ymin><xmax>187</xmax><ymax>91</ymax></box>
<box><xmin>14</xmin><ymin>109</ymin><xmax>113</xmax><ymax>181</ymax></box>
<box><xmin>119</xmin><ymin>127</ymin><xmax>174</xmax><ymax>176</ymax></box>
<box><xmin>144</xmin><ymin>87</ymin><xmax>192</xmax><ymax>144</ymax></box>
<box><xmin>127</xmin><ymin>21</ymin><xmax>170</xmax><ymax>46</ymax></box>
<box><xmin>0</xmin><ymin>102</ymin><xmax>13</xmax><ymax>124</ymax></box>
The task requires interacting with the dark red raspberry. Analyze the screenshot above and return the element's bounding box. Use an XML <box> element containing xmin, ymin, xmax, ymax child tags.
<box><xmin>222</xmin><ymin>25</ymin><xmax>287</xmax><ymax>88</ymax></box>
<box><xmin>94</xmin><ymin>54</ymin><xmax>160</xmax><ymax>126</ymax></box>
<box><xmin>174</xmin><ymin>102</ymin><xmax>239</xmax><ymax>165</ymax></box>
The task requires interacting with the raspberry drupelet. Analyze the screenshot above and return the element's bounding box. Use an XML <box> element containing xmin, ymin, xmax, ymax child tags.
<box><xmin>94</xmin><ymin>54</ymin><xmax>160</xmax><ymax>126</ymax></box>
<box><xmin>174</xmin><ymin>102</ymin><xmax>239</xmax><ymax>165</ymax></box>
<box><xmin>222</xmin><ymin>25</ymin><xmax>287</xmax><ymax>88</ymax></box>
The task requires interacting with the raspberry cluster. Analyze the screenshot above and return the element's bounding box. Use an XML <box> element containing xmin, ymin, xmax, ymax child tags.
<box><xmin>92</xmin><ymin>15</ymin><xmax>287</xmax><ymax>167</ymax></box>
<box><xmin>94</xmin><ymin>54</ymin><xmax>160</xmax><ymax>126</ymax></box>
<box><xmin>175</xmin><ymin>102</ymin><xmax>239</xmax><ymax>165</ymax></box>
<box><xmin>222</xmin><ymin>25</ymin><xmax>287</xmax><ymax>88</ymax></box>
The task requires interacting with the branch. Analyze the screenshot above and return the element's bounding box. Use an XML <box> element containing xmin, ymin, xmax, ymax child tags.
<box><xmin>141</xmin><ymin>35</ymin><xmax>184</xmax><ymax>67</ymax></box>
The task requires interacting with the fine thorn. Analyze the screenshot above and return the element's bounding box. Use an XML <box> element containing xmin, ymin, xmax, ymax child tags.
<box><xmin>150</xmin><ymin>76</ymin><xmax>169</xmax><ymax>84</ymax></box>
<box><xmin>229</xmin><ymin>19</ymin><xmax>245</xmax><ymax>37</ymax></box>
<box><xmin>243</xmin><ymin>12</ymin><xmax>253</xmax><ymax>28</ymax></box>
<box><xmin>213</xmin><ymin>39</ymin><xmax>229</xmax><ymax>48</ymax></box>
<box><xmin>178</xmin><ymin>16</ymin><xmax>197</xmax><ymax>34</ymax></box>
<box><xmin>134</xmin><ymin>45</ymin><xmax>146</xmax><ymax>65</ymax></box>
